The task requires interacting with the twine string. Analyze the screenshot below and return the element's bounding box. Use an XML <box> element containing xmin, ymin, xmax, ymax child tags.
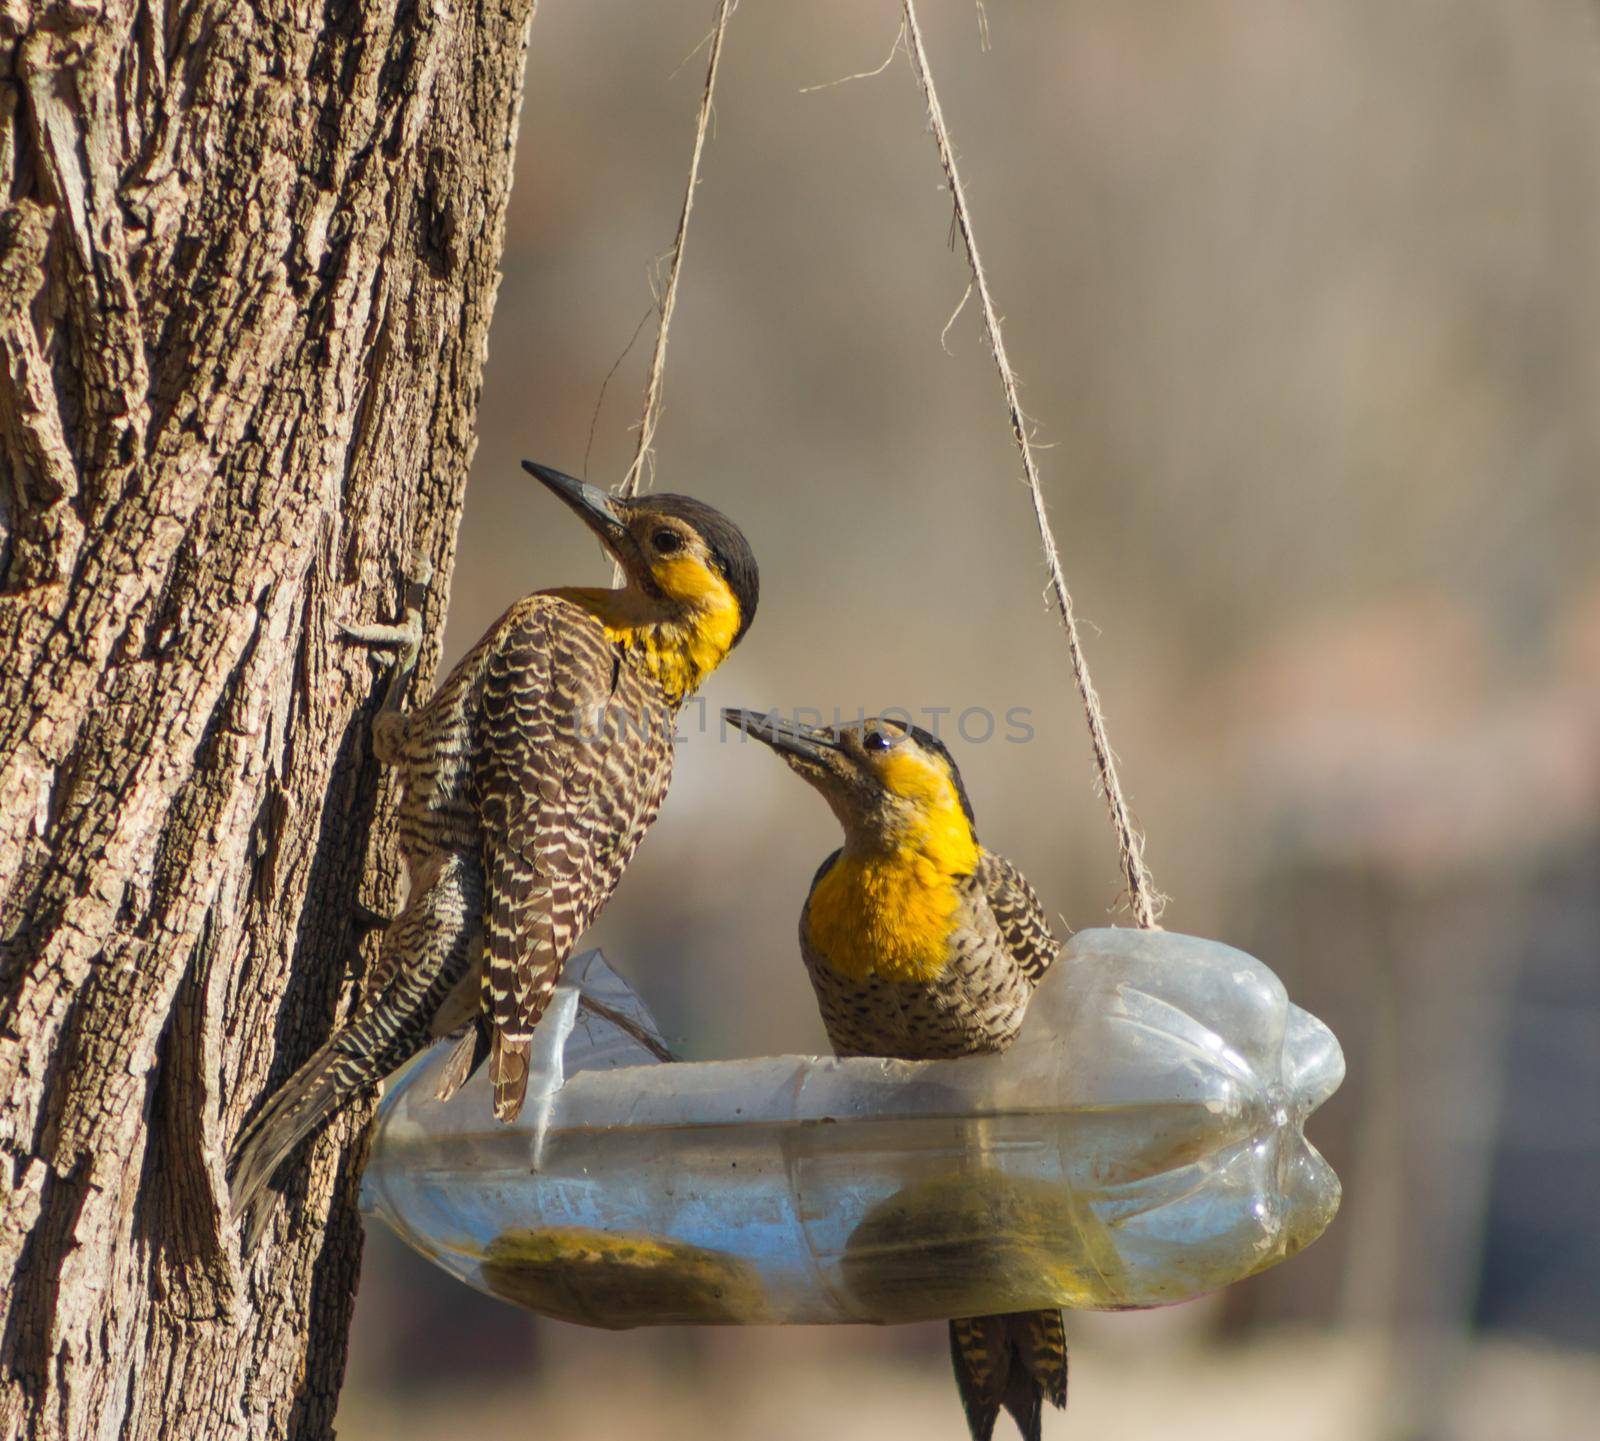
<box><xmin>617</xmin><ymin>0</ymin><xmax>736</xmax><ymax>504</ymax></box>
<box><xmin>900</xmin><ymin>0</ymin><xmax>1163</xmax><ymax>927</ymax></box>
<box><xmin>604</xmin><ymin>0</ymin><xmax>1161</xmax><ymax>924</ymax></box>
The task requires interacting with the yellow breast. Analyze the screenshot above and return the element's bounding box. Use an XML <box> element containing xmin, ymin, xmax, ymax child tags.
<box><xmin>806</xmin><ymin>848</ymin><xmax>972</xmax><ymax>985</ymax></box>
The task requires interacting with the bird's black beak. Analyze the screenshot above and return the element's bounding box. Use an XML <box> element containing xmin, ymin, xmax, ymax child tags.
<box><xmin>523</xmin><ymin>460</ymin><xmax>630</xmax><ymax>556</ymax></box>
<box><xmin>722</xmin><ymin>709</ymin><xmax>840</xmax><ymax>766</ymax></box>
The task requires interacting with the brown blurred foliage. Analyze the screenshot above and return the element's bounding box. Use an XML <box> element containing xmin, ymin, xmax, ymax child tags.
<box><xmin>343</xmin><ymin>3</ymin><xmax>1600</xmax><ymax>1437</ymax></box>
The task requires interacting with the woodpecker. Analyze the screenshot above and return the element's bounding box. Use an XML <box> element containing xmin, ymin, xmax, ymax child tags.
<box><xmin>227</xmin><ymin>464</ymin><xmax>757</xmax><ymax>1249</ymax></box>
<box><xmin>725</xmin><ymin>710</ymin><xmax>1067</xmax><ymax>1441</ymax></box>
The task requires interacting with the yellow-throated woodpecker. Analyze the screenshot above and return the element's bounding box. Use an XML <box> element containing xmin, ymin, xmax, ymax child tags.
<box><xmin>227</xmin><ymin>464</ymin><xmax>757</xmax><ymax>1248</ymax></box>
<box><xmin>726</xmin><ymin>710</ymin><xmax>1067</xmax><ymax>1441</ymax></box>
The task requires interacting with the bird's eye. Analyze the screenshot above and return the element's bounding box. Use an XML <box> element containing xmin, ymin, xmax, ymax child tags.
<box><xmin>864</xmin><ymin>730</ymin><xmax>891</xmax><ymax>752</ymax></box>
<box><xmin>652</xmin><ymin>529</ymin><xmax>683</xmax><ymax>554</ymax></box>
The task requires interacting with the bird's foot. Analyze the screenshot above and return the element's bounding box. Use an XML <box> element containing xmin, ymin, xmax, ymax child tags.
<box><xmin>341</xmin><ymin>544</ymin><xmax>434</xmax><ymax>713</ymax></box>
<box><xmin>338</xmin><ymin>619</ymin><xmax>420</xmax><ymax>647</ymax></box>
<box><xmin>339</xmin><ymin>545</ymin><xmax>433</xmax><ymax>653</ymax></box>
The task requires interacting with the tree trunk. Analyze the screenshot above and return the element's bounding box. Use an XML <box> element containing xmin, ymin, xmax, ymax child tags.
<box><xmin>0</xmin><ymin>2</ymin><xmax>538</xmax><ymax>1435</ymax></box>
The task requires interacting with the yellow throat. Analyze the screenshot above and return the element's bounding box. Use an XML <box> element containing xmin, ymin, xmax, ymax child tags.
<box><xmin>551</xmin><ymin>562</ymin><xmax>741</xmax><ymax>707</ymax></box>
<box><xmin>805</xmin><ymin>759</ymin><xmax>980</xmax><ymax>984</ymax></box>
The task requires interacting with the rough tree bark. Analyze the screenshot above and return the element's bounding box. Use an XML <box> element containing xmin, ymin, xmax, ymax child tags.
<box><xmin>0</xmin><ymin>2</ymin><xmax>538</xmax><ymax>1436</ymax></box>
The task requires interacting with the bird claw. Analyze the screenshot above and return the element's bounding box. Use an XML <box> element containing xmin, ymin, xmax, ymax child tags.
<box><xmin>340</xmin><ymin>541</ymin><xmax>436</xmax><ymax>723</ymax></box>
<box><xmin>338</xmin><ymin>544</ymin><xmax>434</xmax><ymax>654</ymax></box>
<box><xmin>338</xmin><ymin>618</ymin><xmax>421</xmax><ymax>649</ymax></box>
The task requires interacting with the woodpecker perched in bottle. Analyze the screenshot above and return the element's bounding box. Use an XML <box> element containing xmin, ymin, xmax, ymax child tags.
<box><xmin>725</xmin><ymin>710</ymin><xmax>1067</xmax><ymax>1441</ymax></box>
<box><xmin>227</xmin><ymin>464</ymin><xmax>757</xmax><ymax>1249</ymax></box>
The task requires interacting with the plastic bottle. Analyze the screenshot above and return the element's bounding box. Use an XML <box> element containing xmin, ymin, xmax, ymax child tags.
<box><xmin>361</xmin><ymin>929</ymin><xmax>1343</xmax><ymax>1327</ymax></box>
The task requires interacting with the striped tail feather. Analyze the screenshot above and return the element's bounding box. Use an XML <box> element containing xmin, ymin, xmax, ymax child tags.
<box><xmin>949</xmin><ymin>1309</ymin><xmax>1069</xmax><ymax>1441</ymax></box>
<box><xmin>229</xmin><ymin>859</ymin><xmax>484</xmax><ymax>1249</ymax></box>
<box><xmin>434</xmin><ymin>1020</ymin><xmax>491</xmax><ymax>1103</ymax></box>
<box><xmin>489</xmin><ymin>1027</ymin><xmax>532</xmax><ymax>1121</ymax></box>
<box><xmin>228</xmin><ymin>1000</ymin><xmax>422</xmax><ymax>1253</ymax></box>
<box><xmin>228</xmin><ymin>1040</ymin><xmax>361</xmax><ymax>1255</ymax></box>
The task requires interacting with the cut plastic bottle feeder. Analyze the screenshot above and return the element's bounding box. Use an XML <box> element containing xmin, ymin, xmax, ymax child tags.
<box><xmin>361</xmin><ymin>929</ymin><xmax>1344</xmax><ymax>1328</ymax></box>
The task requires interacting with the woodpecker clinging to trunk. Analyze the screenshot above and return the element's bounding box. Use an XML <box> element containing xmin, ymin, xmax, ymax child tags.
<box><xmin>227</xmin><ymin>463</ymin><xmax>758</xmax><ymax>1250</ymax></box>
<box><xmin>725</xmin><ymin>710</ymin><xmax>1067</xmax><ymax>1441</ymax></box>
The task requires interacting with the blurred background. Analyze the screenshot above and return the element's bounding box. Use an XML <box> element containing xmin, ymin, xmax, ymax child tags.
<box><xmin>338</xmin><ymin>2</ymin><xmax>1600</xmax><ymax>1437</ymax></box>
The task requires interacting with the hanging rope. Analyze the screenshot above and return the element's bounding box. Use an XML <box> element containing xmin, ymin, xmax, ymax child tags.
<box><xmin>617</xmin><ymin>0</ymin><xmax>736</xmax><ymax>502</ymax></box>
<box><xmin>900</xmin><ymin>0</ymin><xmax>1164</xmax><ymax>927</ymax></box>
